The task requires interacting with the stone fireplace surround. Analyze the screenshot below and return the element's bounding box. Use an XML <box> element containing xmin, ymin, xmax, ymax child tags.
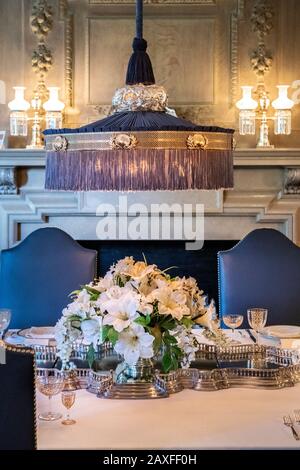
<box><xmin>1</xmin><ymin>148</ymin><xmax>300</xmax><ymax>249</ymax></box>
<box><xmin>1</xmin><ymin>147</ymin><xmax>300</xmax><ymax>305</ymax></box>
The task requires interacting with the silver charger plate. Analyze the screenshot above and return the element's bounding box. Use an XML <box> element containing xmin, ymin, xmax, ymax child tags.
<box><xmin>34</xmin><ymin>342</ymin><xmax>300</xmax><ymax>396</ymax></box>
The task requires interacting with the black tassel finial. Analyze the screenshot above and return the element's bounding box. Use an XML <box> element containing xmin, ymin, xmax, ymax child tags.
<box><xmin>126</xmin><ymin>0</ymin><xmax>155</xmax><ymax>85</ymax></box>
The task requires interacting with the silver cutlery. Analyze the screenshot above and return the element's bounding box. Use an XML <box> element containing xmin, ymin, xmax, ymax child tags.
<box><xmin>294</xmin><ymin>409</ymin><xmax>300</xmax><ymax>424</ymax></box>
<box><xmin>283</xmin><ymin>415</ymin><xmax>300</xmax><ymax>440</ymax></box>
<box><xmin>247</xmin><ymin>329</ymin><xmax>257</xmax><ymax>343</ymax></box>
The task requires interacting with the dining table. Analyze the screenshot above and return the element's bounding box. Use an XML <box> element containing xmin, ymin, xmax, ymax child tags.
<box><xmin>37</xmin><ymin>384</ymin><xmax>300</xmax><ymax>450</ymax></box>
<box><xmin>5</xmin><ymin>328</ymin><xmax>300</xmax><ymax>450</ymax></box>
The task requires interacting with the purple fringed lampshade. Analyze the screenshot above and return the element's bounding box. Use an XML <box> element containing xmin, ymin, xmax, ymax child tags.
<box><xmin>44</xmin><ymin>84</ymin><xmax>234</xmax><ymax>191</ymax></box>
<box><xmin>44</xmin><ymin>1</ymin><xmax>234</xmax><ymax>192</ymax></box>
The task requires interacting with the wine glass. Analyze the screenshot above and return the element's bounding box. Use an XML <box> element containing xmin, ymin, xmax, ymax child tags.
<box><xmin>61</xmin><ymin>390</ymin><xmax>76</xmax><ymax>425</ymax></box>
<box><xmin>37</xmin><ymin>369</ymin><xmax>65</xmax><ymax>421</ymax></box>
<box><xmin>0</xmin><ymin>309</ymin><xmax>11</xmax><ymax>339</ymax></box>
<box><xmin>223</xmin><ymin>314</ymin><xmax>243</xmax><ymax>343</ymax></box>
<box><xmin>247</xmin><ymin>308</ymin><xmax>268</xmax><ymax>345</ymax></box>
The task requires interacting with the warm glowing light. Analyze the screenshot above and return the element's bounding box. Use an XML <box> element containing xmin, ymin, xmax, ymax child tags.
<box><xmin>8</xmin><ymin>87</ymin><xmax>30</xmax><ymax>136</ymax></box>
<box><xmin>43</xmin><ymin>87</ymin><xmax>65</xmax><ymax>129</ymax></box>
<box><xmin>272</xmin><ymin>86</ymin><xmax>294</xmax><ymax>135</ymax></box>
<box><xmin>236</xmin><ymin>87</ymin><xmax>258</xmax><ymax>135</ymax></box>
<box><xmin>236</xmin><ymin>86</ymin><xmax>258</xmax><ymax>110</ymax></box>
<box><xmin>272</xmin><ymin>85</ymin><xmax>294</xmax><ymax>110</ymax></box>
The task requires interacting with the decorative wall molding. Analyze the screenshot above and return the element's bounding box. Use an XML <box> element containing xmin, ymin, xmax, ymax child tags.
<box><xmin>60</xmin><ymin>0</ymin><xmax>74</xmax><ymax>108</ymax></box>
<box><xmin>0</xmin><ymin>168</ymin><xmax>17</xmax><ymax>195</ymax></box>
<box><xmin>284</xmin><ymin>168</ymin><xmax>300</xmax><ymax>195</ymax></box>
<box><xmin>250</xmin><ymin>0</ymin><xmax>274</xmax><ymax>79</ymax></box>
<box><xmin>230</xmin><ymin>0</ymin><xmax>245</xmax><ymax>104</ymax></box>
<box><xmin>30</xmin><ymin>0</ymin><xmax>54</xmax><ymax>99</ymax></box>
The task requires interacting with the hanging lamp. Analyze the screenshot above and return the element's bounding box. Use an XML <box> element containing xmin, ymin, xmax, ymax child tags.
<box><xmin>44</xmin><ymin>0</ymin><xmax>234</xmax><ymax>191</ymax></box>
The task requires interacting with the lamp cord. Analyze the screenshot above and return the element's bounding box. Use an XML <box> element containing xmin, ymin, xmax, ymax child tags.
<box><xmin>136</xmin><ymin>0</ymin><xmax>143</xmax><ymax>40</ymax></box>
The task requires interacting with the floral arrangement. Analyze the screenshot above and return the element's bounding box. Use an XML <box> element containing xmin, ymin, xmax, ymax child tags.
<box><xmin>55</xmin><ymin>257</ymin><xmax>219</xmax><ymax>372</ymax></box>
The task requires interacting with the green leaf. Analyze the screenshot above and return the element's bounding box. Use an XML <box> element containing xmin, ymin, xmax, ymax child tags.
<box><xmin>160</xmin><ymin>317</ymin><xmax>176</xmax><ymax>331</ymax></box>
<box><xmin>107</xmin><ymin>328</ymin><xmax>119</xmax><ymax>345</ymax></box>
<box><xmin>87</xmin><ymin>344</ymin><xmax>95</xmax><ymax>368</ymax></box>
<box><xmin>163</xmin><ymin>333</ymin><xmax>177</xmax><ymax>345</ymax></box>
<box><xmin>151</xmin><ymin>325</ymin><xmax>162</xmax><ymax>353</ymax></box>
<box><xmin>101</xmin><ymin>325</ymin><xmax>110</xmax><ymax>342</ymax></box>
<box><xmin>135</xmin><ymin>314</ymin><xmax>151</xmax><ymax>327</ymax></box>
<box><xmin>84</xmin><ymin>285</ymin><xmax>101</xmax><ymax>296</ymax></box>
<box><xmin>181</xmin><ymin>316</ymin><xmax>194</xmax><ymax>329</ymax></box>
<box><xmin>162</xmin><ymin>352</ymin><xmax>172</xmax><ymax>373</ymax></box>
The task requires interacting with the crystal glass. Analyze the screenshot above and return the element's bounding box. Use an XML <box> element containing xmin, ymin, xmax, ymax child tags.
<box><xmin>0</xmin><ymin>309</ymin><xmax>11</xmax><ymax>339</ymax></box>
<box><xmin>61</xmin><ymin>391</ymin><xmax>76</xmax><ymax>425</ymax></box>
<box><xmin>274</xmin><ymin>110</ymin><xmax>292</xmax><ymax>135</ymax></box>
<box><xmin>37</xmin><ymin>369</ymin><xmax>65</xmax><ymax>421</ymax></box>
<box><xmin>239</xmin><ymin>110</ymin><xmax>256</xmax><ymax>135</ymax></box>
<box><xmin>247</xmin><ymin>308</ymin><xmax>268</xmax><ymax>344</ymax></box>
<box><xmin>223</xmin><ymin>314</ymin><xmax>243</xmax><ymax>343</ymax></box>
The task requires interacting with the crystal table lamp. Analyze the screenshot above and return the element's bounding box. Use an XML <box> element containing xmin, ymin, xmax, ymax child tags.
<box><xmin>8</xmin><ymin>87</ymin><xmax>30</xmax><ymax>136</ymax></box>
<box><xmin>236</xmin><ymin>84</ymin><xmax>295</xmax><ymax>147</ymax></box>
<box><xmin>43</xmin><ymin>87</ymin><xmax>65</xmax><ymax>129</ymax></box>
<box><xmin>272</xmin><ymin>85</ymin><xmax>294</xmax><ymax>135</ymax></box>
<box><xmin>236</xmin><ymin>86</ymin><xmax>258</xmax><ymax>136</ymax></box>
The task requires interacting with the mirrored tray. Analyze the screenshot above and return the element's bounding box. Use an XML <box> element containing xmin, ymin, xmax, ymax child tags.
<box><xmin>33</xmin><ymin>342</ymin><xmax>300</xmax><ymax>397</ymax></box>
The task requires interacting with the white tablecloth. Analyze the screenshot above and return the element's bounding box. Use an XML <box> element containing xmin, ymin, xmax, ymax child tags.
<box><xmin>37</xmin><ymin>386</ymin><xmax>300</xmax><ymax>450</ymax></box>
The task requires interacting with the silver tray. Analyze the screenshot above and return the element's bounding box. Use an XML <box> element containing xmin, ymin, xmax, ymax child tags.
<box><xmin>33</xmin><ymin>342</ymin><xmax>300</xmax><ymax>396</ymax></box>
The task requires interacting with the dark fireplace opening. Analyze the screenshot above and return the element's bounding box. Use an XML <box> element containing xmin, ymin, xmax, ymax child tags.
<box><xmin>78</xmin><ymin>240</ymin><xmax>238</xmax><ymax>311</ymax></box>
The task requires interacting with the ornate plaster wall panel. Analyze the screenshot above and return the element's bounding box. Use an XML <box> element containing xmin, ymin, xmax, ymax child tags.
<box><xmin>87</xmin><ymin>17</ymin><xmax>214</xmax><ymax>106</ymax></box>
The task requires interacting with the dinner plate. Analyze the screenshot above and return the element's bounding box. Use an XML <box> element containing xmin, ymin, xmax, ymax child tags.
<box><xmin>17</xmin><ymin>326</ymin><xmax>55</xmax><ymax>339</ymax></box>
<box><xmin>261</xmin><ymin>325</ymin><xmax>300</xmax><ymax>339</ymax></box>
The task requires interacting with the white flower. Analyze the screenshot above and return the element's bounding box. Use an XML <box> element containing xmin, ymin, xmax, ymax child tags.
<box><xmin>114</xmin><ymin>323</ymin><xmax>154</xmax><ymax>365</ymax></box>
<box><xmin>93</xmin><ymin>272</ymin><xmax>114</xmax><ymax>292</ymax></box>
<box><xmin>102</xmin><ymin>291</ymin><xmax>140</xmax><ymax>332</ymax></box>
<box><xmin>127</xmin><ymin>261</ymin><xmax>157</xmax><ymax>280</ymax></box>
<box><xmin>194</xmin><ymin>299</ymin><xmax>216</xmax><ymax>331</ymax></box>
<box><xmin>171</xmin><ymin>325</ymin><xmax>198</xmax><ymax>369</ymax></box>
<box><xmin>81</xmin><ymin>318</ymin><xmax>101</xmax><ymax>347</ymax></box>
<box><xmin>149</xmin><ymin>286</ymin><xmax>190</xmax><ymax>321</ymax></box>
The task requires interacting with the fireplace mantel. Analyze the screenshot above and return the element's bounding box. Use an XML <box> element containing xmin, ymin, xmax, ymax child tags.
<box><xmin>1</xmin><ymin>148</ymin><xmax>300</xmax><ymax>168</ymax></box>
<box><xmin>1</xmin><ymin>148</ymin><xmax>300</xmax><ymax>251</ymax></box>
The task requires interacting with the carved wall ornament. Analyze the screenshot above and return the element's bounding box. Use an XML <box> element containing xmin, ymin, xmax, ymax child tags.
<box><xmin>110</xmin><ymin>134</ymin><xmax>138</xmax><ymax>150</ymax></box>
<box><xmin>284</xmin><ymin>168</ymin><xmax>300</xmax><ymax>195</ymax></box>
<box><xmin>250</xmin><ymin>44</ymin><xmax>273</xmax><ymax>78</ymax></box>
<box><xmin>30</xmin><ymin>0</ymin><xmax>54</xmax><ymax>101</ymax></box>
<box><xmin>186</xmin><ymin>134</ymin><xmax>208</xmax><ymax>150</ymax></box>
<box><xmin>250</xmin><ymin>0</ymin><xmax>274</xmax><ymax>39</ymax></box>
<box><xmin>30</xmin><ymin>0</ymin><xmax>53</xmax><ymax>41</ymax></box>
<box><xmin>59</xmin><ymin>0</ymin><xmax>74</xmax><ymax>109</ymax></box>
<box><xmin>0</xmin><ymin>168</ymin><xmax>17</xmax><ymax>195</ymax></box>
<box><xmin>250</xmin><ymin>0</ymin><xmax>274</xmax><ymax>79</ymax></box>
<box><xmin>53</xmin><ymin>135</ymin><xmax>69</xmax><ymax>152</ymax></box>
<box><xmin>31</xmin><ymin>44</ymin><xmax>53</xmax><ymax>76</ymax></box>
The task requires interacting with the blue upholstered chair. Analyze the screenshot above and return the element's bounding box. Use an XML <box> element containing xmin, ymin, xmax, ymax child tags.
<box><xmin>218</xmin><ymin>228</ymin><xmax>300</xmax><ymax>326</ymax></box>
<box><xmin>0</xmin><ymin>228</ymin><xmax>97</xmax><ymax>329</ymax></box>
<box><xmin>0</xmin><ymin>341</ymin><xmax>36</xmax><ymax>450</ymax></box>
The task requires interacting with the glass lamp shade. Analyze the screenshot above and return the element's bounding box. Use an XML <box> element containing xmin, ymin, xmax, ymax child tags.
<box><xmin>45</xmin><ymin>111</ymin><xmax>63</xmax><ymax>129</ymax></box>
<box><xmin>43</xmin><ymin>87</ymin><xmax>65</xmax><ymax>129</ymax></box>
<box><xmin>238</xmin><ymin>110</ymin><xmax>256</xmax><ymax>135</ymax></box>
<box><xmin>272</xmin><ymin>86</ymin><xmax>294</xmax><ymax>135</ymax></box>
<box><xmin>236</xmin><ymin>86</ymin><xmax>258</xmax><ymax>135</ymax></box>
<box><xmin>8</xmin><ymin>87</ymin><xmax>30</xmax><ymax>136</ymax></box>
<box><xmin>274</xmin><ymin>110</ymin><xmax>292</xmax><ymax>135</ymax></box>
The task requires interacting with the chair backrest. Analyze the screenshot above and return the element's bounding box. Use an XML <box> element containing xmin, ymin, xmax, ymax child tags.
<box><xmin>218</xmin><ymin>228</ymin><xmax>300</xmax><ymax>326</ymax></box>
<box><xmin>0</xmin><ymin>341</ymin><xmax>36</xmax><ymax>450</ymax></box>
<box><xmin>0</xmin><ymin>228</ymin><xmax>97</xmax><ymax>329</ymax></box>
